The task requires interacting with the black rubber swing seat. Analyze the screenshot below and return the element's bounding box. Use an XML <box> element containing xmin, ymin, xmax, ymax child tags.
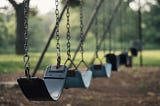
<box><xmin>118</xmin><ymin>52</ymin><xmax>129</xmax><ymax>66</ymax></box>
<box><xmin>130</xmin><ymin>47</ymin><xmax>138</xmax><ymax>56</ymax></box>
<box><xmin>64</xmin><ymin>69</ymin><xmax>92</xmax><ymax>88</ymax></box>
<box><xmin>90</xmin><ymin>63</ymin><xmax>112</xmax><ymax>78</ymax></box>
<box><xmin>17</xmin><ymin>65</ymin><xmax>67</xmax><ymax>101</ymax></box>
<box><xmin>105</xmin><ymin>54</ymin><xmax>119</xmax><ymax>71</ymax></box>
<box><xmin>17</xmin><ymin>77</ymin><xmax>52</xmax><ymax>101</ymax></box>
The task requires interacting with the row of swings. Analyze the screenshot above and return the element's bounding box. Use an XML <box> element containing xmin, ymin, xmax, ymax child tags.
<box><xmin>17</xmin><ymin>0</ymin><xmax>140</xmax><ymax>101</ymax></box>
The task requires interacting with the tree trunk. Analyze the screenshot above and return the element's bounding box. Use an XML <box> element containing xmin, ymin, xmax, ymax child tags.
<box><xmin>15</xmin><ymin>3</ymin><xmax>25</xmax><ymax>54</ymax></box>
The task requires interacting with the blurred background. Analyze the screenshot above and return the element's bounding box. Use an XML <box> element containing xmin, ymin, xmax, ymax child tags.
<box><xmin>0</xmin><ymin>0</ymin><xmax>160</xmax><ymax>106</ymax></box>
<box><xmin>0</xmin><ymin>0</ymin><xmax>159</xmax><ymax>72</ymax></box>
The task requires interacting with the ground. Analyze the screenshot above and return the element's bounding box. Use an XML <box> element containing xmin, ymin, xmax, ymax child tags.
<box><xmin>0</xmin><ymin>66</ymin><xmax>160</xmax><ymax>106</ymax></box>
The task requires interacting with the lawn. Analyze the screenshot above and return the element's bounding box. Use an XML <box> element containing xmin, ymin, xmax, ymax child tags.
<box><xmin>0</xmin><ymin>50</ymin><xmax>159</xmax><ymax>73</ymax></box>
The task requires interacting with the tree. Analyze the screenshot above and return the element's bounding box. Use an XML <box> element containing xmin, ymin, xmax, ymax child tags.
<box><xmin>142</xmin><ymin>4</ymin><xmax>160</xmax><ymax>46</ymax></box>
<box><xmin>0</xmin><ymin>13</ymin><xmax>9</xmax><ymax>48</ymax></box>
<box><xmin>157</xmin><ymin>0</ymin><xmax>160</xmax><ymax>5</ymax></box>
<box><xmin>8</xmin><ymin>0</ymin><xmax>30</xmax><ymax>54</ymax></box>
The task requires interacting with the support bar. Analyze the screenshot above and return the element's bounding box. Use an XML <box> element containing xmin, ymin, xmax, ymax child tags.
<box><xmin>138</xmin><ymin>0</ymin><xmax>143</xmax><ymax>67</ymax></box>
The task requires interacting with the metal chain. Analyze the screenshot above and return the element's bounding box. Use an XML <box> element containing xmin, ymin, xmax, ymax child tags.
<box><xmin>55</xmin><ymin>0</ymin><xmax>61</xmax><ymax>68</ymax></box>
<box><xmin>23</xmin><ymin>0</ymin><xmax>30</xmax><ymax>78</ymax></box>
<box><xmin>95</xmin><ymin>13</ymin><xmax>99</xmax><ymax>58</ymax></box>
<box><xmin>94</xmin><ymin>8</ymin><xmax>102</xmax><ymax>64</ymax></box>
<box><xmin>65</xmin><ymin>0</ymin><xmax>77</xmax><ymax>69</ymax></box>
<box><xmin>102</xmin><ymin>2</ymin><xmax>106</xmax><ymax>54</ymax></box>
<box><xmin>108</xmin><ymin>0</ymin><xmax>112</xmax><ymax>53</ymax></box>
<box><xmin>94</xmin><ymin>0</ymin><xmax>98</xmax><ymax>58</ymax></box>
<box><xmin>76</xmin><ymin>0</ymin><xmax>89</xmax><ymax>69</ymax></box>
<box><xmin>119</xmin><ymin>5</ymin><xmax>124</xmax><ymax>51</ymax></box>
<box><xmin>66</xmin><ymin>0</ymin><xmax>71</xmax><ymax>60</ymax></box>
<box><xmin>80</xmin><ymin>0</ymin><xmax>84</xmax><ymax>60</ymax></box>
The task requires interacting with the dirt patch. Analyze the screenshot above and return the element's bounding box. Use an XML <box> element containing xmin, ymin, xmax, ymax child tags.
<box><xmin>0</xmin><ymin>67</ymin><xmax>160</xmax><ymax>106</ymax></box>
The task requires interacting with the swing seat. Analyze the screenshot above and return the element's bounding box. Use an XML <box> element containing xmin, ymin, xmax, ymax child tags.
<box><xmin>17</xmin><ymin>77</ymin><xmax>53</xmax><ymax>101</ymax></box>
<box><xmin>105</xmin><ymin>54</ymin><xmax>119</xmax><ymax>71</ymax></box>
<box><xmin>64</xmin><ymin>70</ymin><xmax>92</xmax><ymax>88</ymax></box>
<box><xmin>90</xmin><ymin>64</ymin><xmax>110</xmax><ymax>78</ymax></box>
<box><xmin>119</xmin><ymin>52</ymin><xmax>128</xmax><ymax>65</ymax></box>
<box><xmin>126</xmin><ymin>56</ymin><xmax>132</xmax><ymax>67</ymax></box>
<box><xmin>105</xmin><ymin>63</ymin><xmax>112</xmax><ymax>78</ymax></box>
<box><xmin>43</xmin><ymin>65</ymin><xmax>67</xmax><ymax>101</ymax></box>
<box><xmin>130</xmin><ymin>47</ymin><xmax>138</xmax><ymax>56</ymax></box>
<box><xmin>17</xmin><ymin>65</ymin><xmax>67</xmax><ymax>101</ymax></box>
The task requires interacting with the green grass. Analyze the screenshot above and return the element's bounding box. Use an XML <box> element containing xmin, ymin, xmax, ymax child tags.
<box><xmin>133</xmin><ymin>50</ymin><xmax>160</xmax><ymax>66</ymax></box>
<box><xmin>0</xmin><ymin>50</ymin><xmax>160</xmax><ymax>73</ymax></box>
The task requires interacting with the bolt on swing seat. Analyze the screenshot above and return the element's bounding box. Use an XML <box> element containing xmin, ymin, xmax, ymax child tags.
<box><xmin>105</xmin><ymin>53</ymin><xmax>119</xmax><ymax>71</ymax></box>
<box><xmin>130</xmin><ymin>47</ymin><xmax>138</xmax><ymax>57</ymax></box>
<box><xmin>64</xmin><ymin>69</ymin><xmax>92</xmax><ymax>88</ymax></box>
<box><xmin>17</xmin><ymin>65</ymin><xmax>67</xmax><ymax>101</ymax></box>
<box><xmin>118</xmin><ymin>52</ymin><xmax>129</xmax><ymax>66</ymax></box>
<box><xmin>90</xmin><ymin>63</ymin><xmax>112</xmax><ymax>78</ymax></box>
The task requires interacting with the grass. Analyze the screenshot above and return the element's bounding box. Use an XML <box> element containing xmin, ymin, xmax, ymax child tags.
<box><xmin>133</xmin><ymin>50</ymin><xmax>160</xmax><ymax>66</ymax></box>
<box><xmin>0</xmin><ymin>50</ymin><xmax>160</xmax><ymax>74</ymax></box>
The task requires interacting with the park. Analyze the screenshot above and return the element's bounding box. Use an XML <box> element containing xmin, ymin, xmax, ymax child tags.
<box><xmin>0</xmin><ymin>0</ymin><xmax>160</xmax><ymax>106</ymax></box>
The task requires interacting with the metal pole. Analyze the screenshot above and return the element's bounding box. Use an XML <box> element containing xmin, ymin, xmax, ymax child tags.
<box><xmin>70</xmin><ymin>0</ymin><xmax>104</xmax><ymax>64</ymax></box>
<box><xmin>32</xmin><ymin>1</ymin><xmax>68</xmax><ymax>77</ymax></box>
<box><xmin>138</xmin><ymin>0</ymin><xmax>143</xmax><ymax>67</ymax></box>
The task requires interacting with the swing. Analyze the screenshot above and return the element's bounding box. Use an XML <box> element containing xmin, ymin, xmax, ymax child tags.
<box><xmin>102</xmin><ymin>2</ymin><xmax>112</xmax><ymax>78</ymax></box>
<box><xmin>118</xmin><ymin>52</ymin><xmax>129</xmax><ymax>66</ymax></box>
<box><xmin>130</xmin><ymin>47</ymin><xmax>138</xmax><ymax>56</ymax></box>
<box><xmin>90</xmin><ymin>63</ymin><xmax>111</xmax><ymax>78</ymax></box>
<box><xmin>17</xmin><ymin>0</ymin><xmax>67</xmax><ymax>101</ymax></box>
<box><xmin>17</xmin><ymin>78</ymin><xmax>52</xmax><ymax>101</ymax></box>
<box><xmin>65</xmin><ymin>69</ymin><xmax>92</xmax><ymax>88</ymax></box>
<box><xmin>63</xmin><ymin>2</ymin><xmax>92</xmax><ymax>89</ymax></box>
<box><xmin>104</xmin><ymin>1</ymin><xmax>120</xmax><ymax>71</ymax></box>
<box><xmin>105</xmin><ymin>53</ymin><xmax>119</xmax><ymax>71</ymax></box>
<box><xmin>90</xmin><ymin>13</ymin><xmax>111</xmax><ymax>78</ymax></box>
<box><xmin>17</xmin><ymin>65</ymin><xmax>67</xmax><ymax>101</ymax></box>
<box><xmin>117</xmin><ymin>5</ymin><xmax>129</xmax><ymax>66</ymax></box>
<box><xmin>105</xmin><ymin>27</ymin><xmax>119</xmax><ymax>71</ymax></box>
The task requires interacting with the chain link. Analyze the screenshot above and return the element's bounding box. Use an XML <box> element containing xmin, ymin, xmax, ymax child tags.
<box><xmin>23</xmin><ymin>0</ymin><xmax>30</xmax><ymax>77</ymax></box>
<box><xmin>95</xmin><ymin>13</ymin><xmax>99</xmax><ymax>58</ymax></box>
<box><xmin>102</xmin><ymin>2</ymin><xmax>106</xmax><ymax>54</ymax></box>
<box><xmin>66</xmin><ymin>1</ymin><xmax>71</xmax><ymax>60</ymax></box>
<box><xmin>55</xmin><ymin>0</ymin><xmax>61</xmax><ymax>68</ymax></box>
<box><xmin>80</xmin><ymin>0</ymin><xmax>84</xmax><ymax>60</ymax></box>
<box><xmin>108</xmin><ymin>0</ymin><xmax>113</xmax><ymax>53</ymax></box>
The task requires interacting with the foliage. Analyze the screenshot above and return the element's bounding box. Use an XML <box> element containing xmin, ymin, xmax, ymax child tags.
<box><xmin>0</xmin><ymin>12</ymin><xmax>53</xmax><ymax>53</ymax></box>
<box><xmin>0</xmin><ymin>13</ymin><xmax>15</xmax><ymax>53</ymax></box>
<box><xmin>28</xmin><ymin>15</ymin><xmax>52</xmax><ymax>52</ymax></box>
<box><xmin>0</xmin><ymin>13</ymin><xmax>8</xmax><ymax>48</ymax></box>
<box><xmin>142</xmin><ymin>4</ymin><xmax>160</xmax><ymax>45</ymax></box>
<box><xmin>0</xmin><ymin>0</ymin><xmax>160</xmax><ymax>54</ymax></box>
